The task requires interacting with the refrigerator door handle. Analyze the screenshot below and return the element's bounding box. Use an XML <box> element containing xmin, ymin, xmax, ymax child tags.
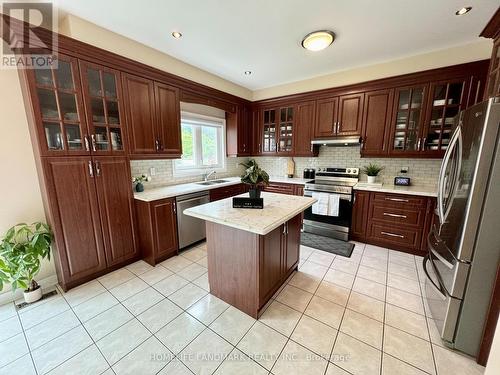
<box><xmin>428</xmin><ymin>230</ymin><xmax>454</xmax><ymax>269</ymax></box>
<box><xmin>423</xmin><ymin>254</ymin><xmax>447</xmax><ymax>300</ymax></box>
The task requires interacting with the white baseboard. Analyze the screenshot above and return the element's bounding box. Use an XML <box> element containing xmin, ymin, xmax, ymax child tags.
<box><xmin>0</xmin><ymin>274</ymin><xmax>59</xmax><ymax>306</ymax></box>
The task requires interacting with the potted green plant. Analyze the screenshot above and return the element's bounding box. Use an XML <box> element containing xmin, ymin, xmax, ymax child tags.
<box><xmin>132</xmin><ymin>174</ymin><xmax>151</xmax><ymax>192</ymax></box>
<box><xmin>240</xmin><ymin>159</ymin><xmax>270</xmax><ymax>199</ymax></box>
<box><xmin>362</xmin><ymin>163</ymin><xmax>384</xmax><ymax>184</ymax></box>
<box><xmin>0</xmin><ymin>222</ymin><xmax>53</xmax><ymax>304</ymax></box>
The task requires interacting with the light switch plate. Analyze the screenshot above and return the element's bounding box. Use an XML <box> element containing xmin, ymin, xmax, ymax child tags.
<box><xmin>150</xmin><ymin>167</ymin><xmax>156</xmax><ymax>176</ymax></box>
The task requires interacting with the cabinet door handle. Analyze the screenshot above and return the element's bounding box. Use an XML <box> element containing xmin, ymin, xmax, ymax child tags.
<box><xmin>417</xmin><ymin>138</ymin><xmax>422</xmax><ymax>150</ymax></box>
<box><xmin>95</xmin><ymin>161</ymin><xmax>101</xmax><ymax>177</ymax></box>
<box><xmin>383</xmin><ymin>212</ymin><xmax>407</xmax><ymax>219</ymax></box>
<box><xmin>385</xmin><ymin>197</ymin><xmax>409</xmax><ymax>203</ymax></box>
<box><xmin>333</xmin><ymin>121</ymin><xmax>337</xmax><ymax>134</ymax></box>
<box><xmin>381</xmin><ymin>231</ymin><xmax>404</xmax><ymax>239</ymax></box>
<box><xmin>88</xmin><ymin>161</ymin><xmax>94</xmax><ymax>178</ymax></box>
<box><xmin>258</xmin><ymin>143</ymin><xmax>261</xmax><ymax>153</ymax></box>
<box><xmin>310</xmin><ymin>143</ymin><xmax>313</xmax><ymax>152</ymax></box>
<box><xmin>360</xmin><ymin>137</ymin><xmax>365</xmax><ymax>150</ymax></box>
<box><xmin>155</xmin><ymin>139</ymin><xmax>160</xmax><ymax>152</ymax></box>
<box><xmin>173</xmin><ymin>202</ymin><xmax>176</xmax><ymax>214</ymax></box>
<box><xmin>337</xmin><ymin>122</ymin><xmax>340</xmax><ymax>134</ymax></box>
<box><xmin>90</xmin><ymin>134</ymin><xmax>97</xmax><ymax>152</ymax></box>
<box><xmin>84</xmin><ymin>135</ymin><xmax>90</xmax><ymax>152</ymax></box>
<box><xmin>422</xmin><ymin>137</ymin><xmax>427</xmax><ymax>150</ymax></box>
<box><xmin>276</xmin><ymin>142</ymin><xmax>279</xmax><ymax>152</ymax></box>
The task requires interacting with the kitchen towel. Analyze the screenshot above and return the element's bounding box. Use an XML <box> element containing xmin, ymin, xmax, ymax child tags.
<box><xmin>311</xmin><ymin>192</ymin><xmax>329</xmax><ymax>215</ymax></box>
<box><xmin>328</xmin><ymin>194</ymin><xmax>340</xmax><ymax>217</ymax></box>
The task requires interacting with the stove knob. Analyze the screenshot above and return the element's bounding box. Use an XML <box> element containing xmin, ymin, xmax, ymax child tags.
<box><xmin>347</xmin><ymin>169</ymin><xmax>351</xmax><ymax>174</ymax></box>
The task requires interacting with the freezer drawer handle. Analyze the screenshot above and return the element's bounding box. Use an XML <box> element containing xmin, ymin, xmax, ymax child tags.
<box><xmin>383</xmin><ymin>212</ymin><xmax>407</xmax><ymax>219</ymax></box>
<box><xmin>422</xmin><ymin>254</ymin><xmax>447</xmax><ymax>300</ymax></box>
<box><xmin>427</xmin><ymin>231</ymin><xmax>454</xmax><ymax>270</ymax></box>
<box><xmin>384</xmin><ymin>197</ymin><xmax>409</xmax><ymax>202</ymax></box>
<box><xmin>381</xmin><ymin>231</ymin><xmax>404</xmax><ymax>239</ymax></box>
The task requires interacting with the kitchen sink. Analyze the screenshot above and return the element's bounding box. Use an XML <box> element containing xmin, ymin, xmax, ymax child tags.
<box><xmin>196</xmin><ymin>179</ymin><xmax>230</xmax><ymax>186</ymax></box>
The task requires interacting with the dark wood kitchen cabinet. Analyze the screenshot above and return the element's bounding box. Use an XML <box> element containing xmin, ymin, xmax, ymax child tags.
<box><xmin>209</xmin><ymin>183</ymin><xmax>248</xmax><ymax>201</ymax></box>
<box><xmin>314</xmin><ymin>93</ymin><xmax>364</xmax><ymax>138</ymax></box>
<box><xmin>350</xmin><ymin>190</ymin><xmax>370</xmax><ymax>242</ymax></box>
<box><xmin>361</xmin><ymin>89</ymin><xmax>394</xmax><ymax>156</ymax></box>
<box><xmin>227</xmin><ymin>105</ymin><xmax>252</xmax><ymax>157</ymax></box>
<box><xmin>283</xmin><ymin>214</ymin><xmax>301</xmax><ymax>273</ymax></box>
<box><xmin>258</xmin><ymin>106</ymin><xmax>295</xmax><ymax>154</ymax></box>
<box><xmin>154</xmin><ymin>82</ymin><xmax>182</xmax><ymax>157</ymax></box>
<box><xmin>294</xmin><ymin>101</ymin><xmax>318</xmax><ymax>156</ymax></box>
<box><xmin>135</xmin><ymin>197</ymin><xmax>179</xmax><ymax>266</ymax></box>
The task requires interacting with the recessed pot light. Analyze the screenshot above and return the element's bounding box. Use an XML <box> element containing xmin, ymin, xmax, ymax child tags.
<box><xmin>455</xmin><ymin>7</ymin><xmax>472</xmax><ymax>16</ymax></box>
<box><xmin>301</xmin><ymin>30</ymin><xmax>335</xmax><ymax>52</ymax></box>
<box><xmin>172</xmin><ymin>31</ymin><xmax>182</xmax><ymax>39</ymax></box>
<box><xmin>244</xmin><ymin>70</ymin><xmax>252</xmax><ymax>75</ymax></box>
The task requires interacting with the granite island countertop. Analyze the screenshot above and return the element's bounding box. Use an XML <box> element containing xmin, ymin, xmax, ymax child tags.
<box><xmin>183</xmin><ymin>192</ymin><xmax>316</xmax><ymax>235</ymax></box>
<box><xmin>354</xmin><ymin>182</ymin><xmax>437</xmax><ymax>197</ymax></box>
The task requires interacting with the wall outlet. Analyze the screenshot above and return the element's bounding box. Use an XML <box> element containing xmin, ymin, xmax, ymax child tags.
<box><xmin>149</xmin><ymin>167</ymin><xmax>156</xmax><ymax>176</ymax></box>
<box><xmin>400</xmin><ymin>166</ymin><xmax>409</xmax><ymax>174</ymax></box>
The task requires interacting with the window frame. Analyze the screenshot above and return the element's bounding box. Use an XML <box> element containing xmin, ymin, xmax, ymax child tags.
<box><xmin>174</xmin><ymin>111</ymin><xmax>226</xmax><ymax>176</ymax></box>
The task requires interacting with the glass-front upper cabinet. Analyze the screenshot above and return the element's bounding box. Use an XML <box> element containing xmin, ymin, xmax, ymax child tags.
<box><xmin>79</xmin><ymin>61</ymin><xmax>125</xmax><ymax>154</ymax></box>
<box><xmin>278</xmin><ymin>106</ymin><xmax>294</xmax><ymax>153</ymax></box>
<box><xmin>31</xmin><ymin>54</ymin><xmax>89</xmax><ymax>155</ymax></box>
<box><xmin>262</xmin><ymin>109</ymin><xmax>277</xmax><ymax>153</ymax></box>
<box><xmin>390</xmin><ymin>86</ymin><xmax>426</xmax><ymax>153</ymax></box>
<box><xmin>423</xmin><ymin>80</ymin><xmax>467</xmax><ymax>153</ymax></box>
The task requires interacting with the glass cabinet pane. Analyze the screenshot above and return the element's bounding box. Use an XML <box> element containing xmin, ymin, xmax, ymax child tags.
<box><xmin>278</xmin><ymin>106</ymin><xmax>293</xmax><ymax>152</ymax></box>
<box><xmin>106</xmin><ymin>100</ymin><xmax>120</xmax><ymax>124</ymax></box>
<box><xmin>94</xmin><ymin>127</ymin><xmax>109</xmax><ymax>151</ymax></box>
<box><xmin>103</xmin><ymin>72</ymin><xmax>117</xmax><ymax>98</ymax></box>
<box><xmin>262</xmin><ymin>109</ymin><xmax>277</xmax><ymax>152</ymax></box>
<box><xmin>58</xmin><ymin>92</ymin><xmax>78</xmax><ymax>121</ymax></box>
<box><xmin>91</xmin><ymin>98</ymin><xmax>106</xmax><ymax>123</ymax></box>
<box><xmin>65</xmin><ymin>124</ymin><xmax>83</xmax><ymax>150</ymax></box>
<box><xmin>392</xmin><ymin>87</ymin><xmax>424</xmax><ymax>152</ymax></box>
<box><xmin>87</xmin><ymin>69</ymin><xmax>101</xmax><ymax>96</ymax></box>
<box><xmin>35</xmin><ymin>69</ymin><xmax>53</xmax><ymax>86</ymax></box>
<box><xmin>110</xmin><ymin>128</ymin><xmax>123</xmax><ymax>150</ymax></box>
<box><xmin>44</xmin><ymin>122</ymin><xmax>63</xmax><ymax>150</ymax></box>
<box><xmin>55</xmin><ymin>61</ymin><xmax>74</xmax><ymax>90</ymax></box>
<box><xmin>37</xmin><ymin>88</ymin><xmax>59</xmax><ymax>119</ymax></box>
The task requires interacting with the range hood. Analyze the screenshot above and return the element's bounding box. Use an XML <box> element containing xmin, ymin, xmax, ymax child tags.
<box><xmin>311</xmin><ymin>136</ymin><xmax>361</xmax><ymax>147</ymax></box>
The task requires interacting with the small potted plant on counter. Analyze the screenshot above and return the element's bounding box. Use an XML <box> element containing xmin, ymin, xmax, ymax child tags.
<box><xmin>240</xmin><ymin>159</ymin><xmax>269</xmax><ymax>199</ymax></box>
<box><xmin>0</xmin><ymin>222</ymin><xmax>53</xmax><ymax>304</ymax></box>
<box><xmin>132</xmin><ymin>174</ymin><xmax>151</xmax><ymax>192</ymax></box>
<box><xmin>362</xmin><ymin>163</ymin><xmax>384</xmax><ymax>184</ymax></box>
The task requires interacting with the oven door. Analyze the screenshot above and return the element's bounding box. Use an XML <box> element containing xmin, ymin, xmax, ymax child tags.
<box><xmin>303</xmin><ymin>189</ymin><xmax>352</xmax><ymax>240</ymax></box>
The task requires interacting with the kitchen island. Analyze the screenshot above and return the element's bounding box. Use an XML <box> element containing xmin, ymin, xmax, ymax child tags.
<box><xmin>184</xmin><ymin>192</ymin><xmax>316</xmax><ymax>318</ymax></box>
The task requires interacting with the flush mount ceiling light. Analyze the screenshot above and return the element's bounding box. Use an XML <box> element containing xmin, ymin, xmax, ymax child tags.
<box><xmin>171</xmin><ymin>31</ymin><xmax>182</xmax><ymax>39</ymax></box>
<box><xmin>244</xmin><ymin>70</ymin><xmax>252</xmax><ymax>75</ymax></box>
<box><xmin>455</xmin><ymin>7</ymin><xmax>472</xmax><ymax>15</ymax></box>
<box><xmin>301</xmin><ymin>30</ymin><xmax>335</xmax><ymax>51</ymax></box>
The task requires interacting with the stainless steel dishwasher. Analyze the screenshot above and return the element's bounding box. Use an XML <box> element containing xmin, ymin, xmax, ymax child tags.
<box><xmin>176</xmin><ymin>191</ymin><xmax>210</xmax><ymax>249</ymax></box>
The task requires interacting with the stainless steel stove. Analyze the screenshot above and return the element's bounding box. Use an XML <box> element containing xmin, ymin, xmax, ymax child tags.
<box><xmin>303</xmin><ymin>167</ymin><xmax>359</xmax><ymax>241</ymax></box>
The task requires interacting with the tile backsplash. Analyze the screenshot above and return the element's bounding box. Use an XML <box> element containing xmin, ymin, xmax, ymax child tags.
<box><xmin>253</xmin><ymin>146</ymin><xmax>441</xmax><ymax>186</ymax></box>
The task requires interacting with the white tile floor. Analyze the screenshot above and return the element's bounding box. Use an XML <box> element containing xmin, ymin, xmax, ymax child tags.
<box><xmin>0</xmin><ymin>241</ymin><xmax>486</xmax><ymax>375</ymax></box>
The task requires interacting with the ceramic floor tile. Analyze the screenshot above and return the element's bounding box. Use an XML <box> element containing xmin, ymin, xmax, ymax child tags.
<box><xmin>0</xmin><ymin>315</ymin><xmax>22</xmax><ymax>342</ymax></box>
<box><xmin>192</xmin><ymin>272</ymin><xmax>209</xmax><ymax>291</ymax></box>
<box><xmin>275</xmin><ymin>284</ymin><xmax>313</xmax><ymax>312</ymax></box>
<box><xmin>210</xmin><ymin>306</ymin><xmax>256</xmax><ymax>345</ymax></box>
<box><xmin>383</xmin><ymin>326</ymin><xmax>435</xmax><ymax>374</ymax></box>
<box><xmin>48</xmin><ymin>344</ymin><xmax>109</xmax><ymax>375</ymax></box>
<box><xmin>125</xmin><ymin>260</ymin><xmax>154</xmax><ymax>275</ymax></box>
<box><xmin>112</xmin><ymin>336</ymin><xmax>171</xmax><ymax>375</ymax></box>
<box><xmin>386</xmin><ymin>287</ymin><xmax>424</xmax><ymax>315</ymax></box>
<box><xmin>325</xmin><ymin>362</ymin><xmax>351</xmax><ymax>375</ymax></box>
<box><xmin>19</xmin><ymin>296</ymin><xmax>69</xmax><ymax>330</ymax></box>
<box><xmin>388</xmin><ymin>262</ymin><xmax>418</xmax><ymax>281</ymax></box>
<box><xmin>0</xmin><ymin>302</ymin><xmax>16</xmax><ymax>322</ymax></box>
<box><xmin>304</xmin><ymin>296</ymin><xmax>345</xmax><ymax>329</ymax></box>
<box><xmin>84</xmin><ymin>304</ymin><xmax>133</xmax><ymax>341</ymax></box>
<box><xmin>155</xmin><ymin>312</ymin><xmax>205</xmax><ymax>354</ymax></box>
<box><xmin>109</xmin><ymin>277</ymin><xmax>148</xmax><ymax>301</ymax></box>
<box><xmin>0</xmin><ymin>333</ymin><xmax>29</xmax><ymax>368</ymax></box>
<box><xmin>180</xmin><ymin>329</ymin><xmax>233</xmax><ymax>375</ymax></box>
<box><xmin>352</xmin><ymin>276</ymin><xmax>386</xmax><ymax>301</ymax></box>
<box><xmin>160</xmin><ymin>256</ymin><xmax>193</xmax><ymax>273</ymax></box>
<box><xmin>157</xmin><ymin>358</ymin><xmax>192</xmax><ymax>374</ymax></box>
<box><xmin>31</xmin><ymin>326</ymin><xmax>92</xmax><ymax>375</ymax></box>
<box><xmin>308</xmin><ymin>251</ymin><xmax>335</xmax><ymax>267</ymax></box>
<box><xmin>168</xmin><ymin>283</ymin><xmax>207</xmax><ymax>309</ymax></box>
<box><xmin>382</xmin><ymin>353</ymin><xmax>428</xmax><ymax>375</ymax></box>
<box><xmin>153</xmin><ymin>274</ymin><xmax>189</xmax><ymax>297</ymax></box>
<box><xmin>389</xmin><ymin>252</ymin><xmax>416</xmax><ymax>267</ymax></box>
<box><xmin>339</xmin><ymin>308</ymin><xmax>383</xmax><ymax>349</ymax></box>
<box><xmin>299</xmin><ymin>261</ymin><xmax>329</xmax><ymax>279</ymax></box>
<box><xmin>180</xmin><ymin>247</ymin><xmax>206</xmax><ymax>262</ymax></box>
<box><xmin>195</xmin><ymin>256</ymin><xmax>208</xmax><ymax>268</ymax></box>
<box><xmin>214</xmin><ymin>348</ymin><xmax>268</xmax><ymax>375</ymax></box>
<box><xmin>357</xmin><ymin>265</ymin><xmax>387</xmax><ymax>284</ymax></box>
<box><xmin>299</xmin><ymin>245</ymin><xmax>315</xmax><ymax>259</ymax></box>
<box><xmin>72</xmin><ymin>291</ymin><xmax>118</xmax><ymax>322</ymax></box>
<box><xmin>259</xmin><ymin>300</ymin><xmax>301</xmax><ymax>336</ymax></box>
<box><xmin>331</xmin><ymin>332</ymin><xmax>381</xmax><ymax>375</ymax></box>
<box><xmin>138</xmin><ymin>298</ymin><xmax>183</xmax><ymax>333</ymax></box>
<box><xmin>363</xmin><ymin>244</ymin><xmax>389</xmax><ymax>259</ymax></box>
<box><xmin>432</xmin><ymin>344</ymin><xmax>484</xmax><ymax>375</ymax></box>
<box><xmin>314</xmin><ymin>281</ymin><xmax>350</xmax><ymax>307</ymax></box>
<box><xmin>360</xmin><ymin>254</ymin><xmax>388</xmax><ymax>272</ymax></box>
<box><xmin>387</xmin><ymin>273</ymin><xmax>422</xmax><ymax>296</ymax></box>
<box><xmin>0</xmin><ymin>354</ymin><xmax>35</xmax><ymax>375</ymax></box>
<box><xmin>272</xmin><ymin>340</ymin><xmax>328</xmax><ymax>375</ymax></box>
<box><xmin>96</xmin><ymin>319</ymin><xmax>151</xmax><ymax>365</ymax></box>
<box><xmin>176</xmin><ymin>262</ymin><xmax>207</xmax><ymax>281</ymax></box>
<box><xmin>385</xmin><ymin>304</ymin><xmax>429</xmax><ymax>340</ymax></box>
<box><xmin>330</xmin><ymin>258</ymin><xmax>359</xmax><ymax>275</ymax></box>
<box><xmin>237</xmin><ymin>321</ymin><xmax>287</xmax><ymax>371</ymax></box>
<box><xmin>187</xmin><ymin>294</ymin><xmax>229</xmax><ymax>325</ymax></box>
<box><xmin>290</xmin><ymin>314</ymin><xmax>337</xmax><ymax>358</ymax></box>
<box><xmin>122</xmin><ymin>287</ymin><xmax>164</xmax><ymax>316</ymax></box>
<box><xmin>25</xmin><ymin>309</ymin><xmax>80</xmax><ymax>350</ymax></box>
<box><xmin>98</xmin><ymin>268</ymin><xmax>136</xmax><ymax>289</ymax></box>
<box><xmin>288</xmin><ymin>271</ymin><xmax>321</xmax><ymax>293</ymax></box>
<box><xmin>138</xmin><ymin>266</ymin><xmax>173</xmax><ymax>285</ymax></box>
<box><xmin>427</xmin><ymin>318</ymin><xmax>445</xmax><ymax>347</ymax></box>
<box><xmin>61</xmin><ymin>280</ymin><xmax>106</xmax><ymax>307</ymax></box>
<box><xmin>347</xmin><ymin>291</ymin><xmax>385</xmax><ymax>322</ymax></box>
<box><xmin>323</xmin><ymin>269</ymin><xmax>355</xmax><ymax>289</ymax></box>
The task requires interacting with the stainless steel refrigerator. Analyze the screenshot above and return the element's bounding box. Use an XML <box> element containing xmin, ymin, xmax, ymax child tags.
<box><xmin>423</xmin><ymin>97</ymin><xmax>500</xmax><ymax>357</ymax></box>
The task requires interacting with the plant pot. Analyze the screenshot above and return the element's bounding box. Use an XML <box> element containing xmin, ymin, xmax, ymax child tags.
<box><xmin>135</xmin><ymin>183</ymin><xmax>144</xmax><ymax>192</ymax></box>
<box><xmin>249</xmin><ymin>187</ymin><xmax>261</xmax><ymax>199</ymax></box>
<box><xmin>367</xmin><ymin>176</ymin><xmax>377</xmax><ymax>184</ymax></box>
<box><xmin>23</xmin><ymin>286</ymin><xmax>42</xmax><ymax>304</ymax></box>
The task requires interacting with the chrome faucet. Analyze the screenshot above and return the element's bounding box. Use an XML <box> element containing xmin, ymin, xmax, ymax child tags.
<box><xmin>204</xmin><ymin>170</ymin><xmax>216</xmax><ymax>181</ymax></box>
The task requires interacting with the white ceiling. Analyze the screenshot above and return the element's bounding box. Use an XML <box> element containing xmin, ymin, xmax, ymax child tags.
<box><xmin>56</xmin><ymin>0</ymin><xmax>498</xmax><ymax>90</ymax></box>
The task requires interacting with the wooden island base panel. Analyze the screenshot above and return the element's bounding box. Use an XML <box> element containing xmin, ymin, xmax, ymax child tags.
<box><xmin>206</xmin><ymin>214</ymin><xmax>301</xmax><ymax>318</ymax></box>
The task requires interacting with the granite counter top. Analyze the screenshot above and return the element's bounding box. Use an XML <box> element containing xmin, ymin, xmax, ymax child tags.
<box><xmin>183</xmin><ymin>192</ymin><xmax>316</xmax><ymax>235</ymax></box>
<box><xmin>354</xmin><ymin>182</ymin><xmax>437</xmax><ymax>197</ymax></box>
